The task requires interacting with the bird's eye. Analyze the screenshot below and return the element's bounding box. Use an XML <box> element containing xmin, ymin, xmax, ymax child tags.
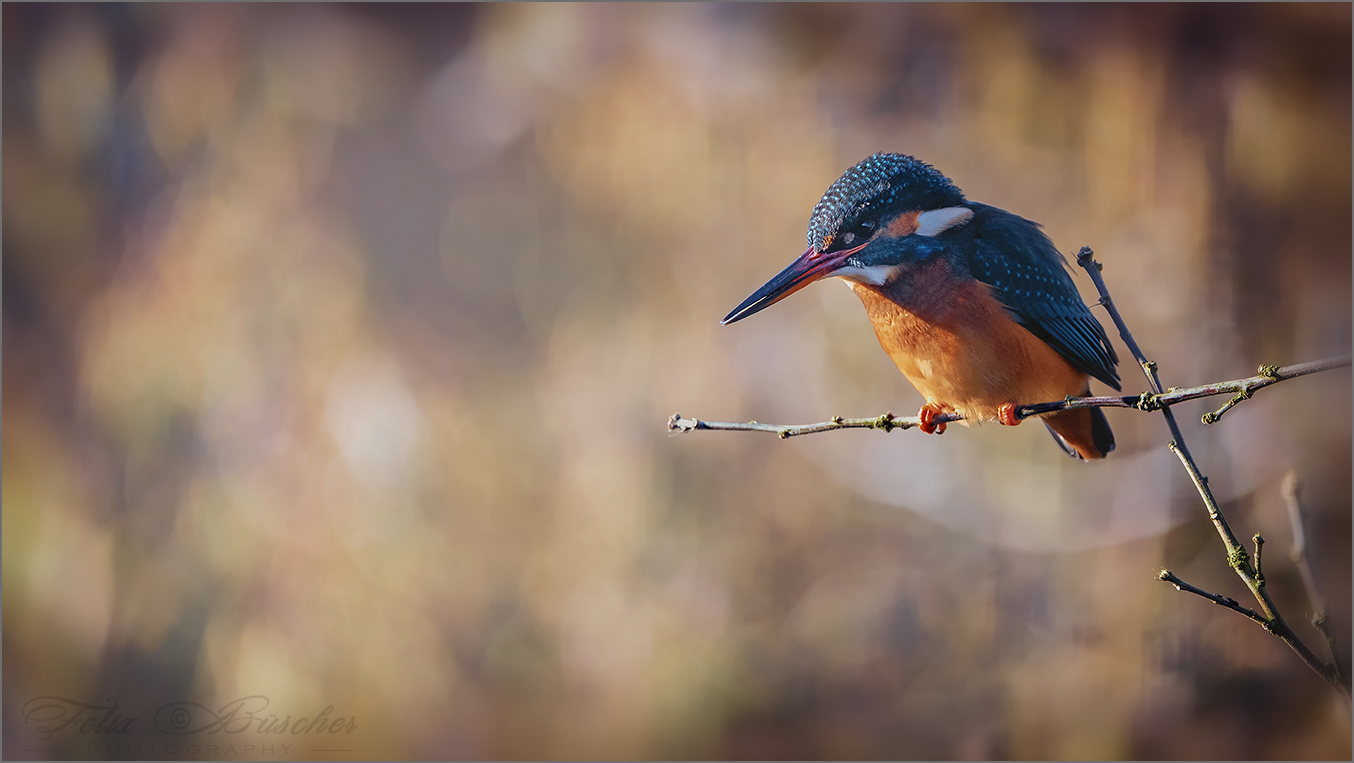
<box><xmin>858</xmin><ymin>219</ymin><xmax>877</xmax><ymax>233</ymax></box>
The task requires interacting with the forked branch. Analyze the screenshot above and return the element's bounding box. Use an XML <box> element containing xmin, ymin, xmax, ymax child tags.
<box><xmin>1070</xmin><ymin>246</ymin><xmax>1347</xmax><ymax>701</ymax></box>
<box><xmin>670</xmin><ymin>245</ymin><xmax>1351</xmax><ymax>701</ymax></box>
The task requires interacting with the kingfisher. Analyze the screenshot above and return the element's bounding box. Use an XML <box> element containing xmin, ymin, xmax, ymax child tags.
<box><xmin>722</xmin><ymin>152</ymin><xmax>1121</xmax><ymax>460</ymax></box>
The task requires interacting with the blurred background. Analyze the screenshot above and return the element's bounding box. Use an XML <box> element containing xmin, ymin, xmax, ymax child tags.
<box><xmin>3</xmin><ymin>3</ymin><xmax>1350</xmax><ymax>759</ymax></box>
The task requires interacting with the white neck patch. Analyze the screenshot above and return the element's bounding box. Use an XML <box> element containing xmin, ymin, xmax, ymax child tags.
<box><xmin>915</xmin><ymin>206</ymin><xmax>973</xmax><ymax>237</ymax></box>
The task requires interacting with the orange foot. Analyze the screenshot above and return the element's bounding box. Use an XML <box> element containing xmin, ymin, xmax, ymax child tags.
<box><xmin>998</xmin><ymin>403</ymin><xmax>1022</xmax><ymax>427</ymax></box>
<box><xmin>918</xmin><ymin>402</ymin><xmax>949</xmax><ymax>435</ymax></box>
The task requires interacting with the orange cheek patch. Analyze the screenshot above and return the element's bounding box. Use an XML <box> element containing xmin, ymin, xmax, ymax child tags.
<box><xmin>883</xmin><ymin>211</ymin><xmax>919</xmax><ymax>238</ymax></box>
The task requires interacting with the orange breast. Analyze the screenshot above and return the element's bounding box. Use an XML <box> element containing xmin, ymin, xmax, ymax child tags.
<box><xmin>849</xmin><ymin>257</ymin><xmax>1090</xmax><ymax>422</ymax></box>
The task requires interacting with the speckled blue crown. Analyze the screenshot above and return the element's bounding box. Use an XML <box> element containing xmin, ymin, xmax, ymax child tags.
<box><xmin>807</xmin><ymin>153</ymin><xmax>965</xmax><ymax>251</ymax></box>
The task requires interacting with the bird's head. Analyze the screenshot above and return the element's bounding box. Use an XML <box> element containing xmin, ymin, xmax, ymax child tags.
<box><xmin>722</xmin><ymin>153</ymin><xmax>972</xmax><ymax>325</ymax></box>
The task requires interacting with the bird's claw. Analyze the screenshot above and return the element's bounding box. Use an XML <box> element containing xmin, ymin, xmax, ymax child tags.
<box><xmin>998</xmin><ymin>403</ymin><xmax>1021</xmax><ymax>427</ymax></box>
<box><xmin>918</xmin><ymin>403</ymin><xmax>948</xmax><ymax>435</ymax></box>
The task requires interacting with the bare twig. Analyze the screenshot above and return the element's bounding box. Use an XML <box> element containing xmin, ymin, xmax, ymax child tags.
<box><xmin>667</xmin><ymin>411</ymin><xmax>916</xmax><ymax>439</ymax></box>
<box><xmin>1282</xmin><ymin>472</ymin><xmax>1346</xmax><ymax>688</ymax></box>
<box><xmin>1072</xmin><ymin>246</ymin><xmax>1348</xmax><ymax>702</ymax></box>
<box><xmin>1157</xmin><ymin>569</ymin><xmax>1270</xmax><ymax>627</ymax></box>
<box><xmin>668</xmin><ymin>355</ymin><xmax>1350</xmax><ymax>437</ymax></box>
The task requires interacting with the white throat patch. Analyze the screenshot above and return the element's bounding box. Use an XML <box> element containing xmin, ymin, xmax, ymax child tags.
<box><xmin>832</xmin><ymin>264</ymin><xmax>893</xmax><ymax>287</ymax></box>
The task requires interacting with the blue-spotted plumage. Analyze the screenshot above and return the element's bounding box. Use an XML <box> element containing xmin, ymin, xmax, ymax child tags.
<box><xmin>808</xmin><ymin>153</ymin><xmax>965</xmax><ymax>254</ymax></box>
<box><xmin>960</xmin><ymin>204</ymin><xmax>1121</xmax><ymax>391</ymax></box>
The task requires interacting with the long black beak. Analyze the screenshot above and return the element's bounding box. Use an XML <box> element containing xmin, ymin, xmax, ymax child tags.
<box><xmin>721</xmin><ymin>244</ymin><xmax>864</xmax><ymax>325</ymax></box>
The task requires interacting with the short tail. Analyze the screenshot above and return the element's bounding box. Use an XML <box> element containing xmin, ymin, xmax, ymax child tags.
<box><xmin>1043</xmin><ymin>407</ymin><xmax>1115</xmax><ymax>461</ymax></box>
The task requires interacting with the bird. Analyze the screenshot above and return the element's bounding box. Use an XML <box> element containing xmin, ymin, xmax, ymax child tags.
<box><xmin>722</xmin><ymin>152</ymin><xmax>1120</xmax><ymax>460</ymax></box>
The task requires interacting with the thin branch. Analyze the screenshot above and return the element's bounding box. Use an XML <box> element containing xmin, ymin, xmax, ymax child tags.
<box><xmin>1283</xmin><ymin>473</ymin><xmax>1317</xmax><ymax>600</ymax></box>
<box><xmin>1072</xmin><ymin>246</ymin><xmax>1348</xmax><ymax>702</ymax></box>
<box><xmin>667</xmin><ymin>356</ymin><xmax>1349</xmax><ymax>437</ymax></box>
<box><xmin>667</xmin><ymin>411</ymin><xmax>916</xmax><ymax>439</ymax></box>
<box><xmin>1157</xmin><ymin>569</ymin><xmax>1270</xmax><ymax>627</ymax></box>
<box><xmin>1283</xmin><ymin>472</ymin><xmax>1346</xmax><ymax>688</ymax></box>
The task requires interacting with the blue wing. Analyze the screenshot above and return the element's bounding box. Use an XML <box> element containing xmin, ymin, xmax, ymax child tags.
<box><xmin>962</xmin><ymin>204</ymin><xmax>1121</xmax><ymax>391</ymax></box>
